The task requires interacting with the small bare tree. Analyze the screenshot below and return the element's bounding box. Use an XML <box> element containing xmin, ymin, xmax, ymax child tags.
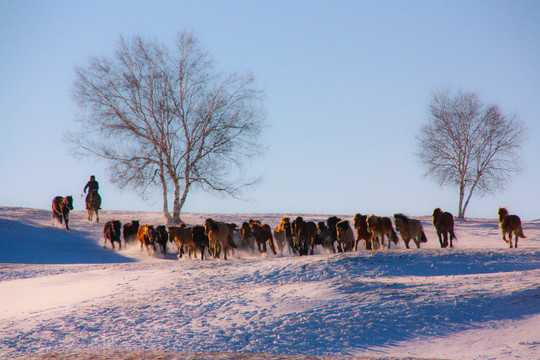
<box><xmin>69</xmin><ymin>32</ymin><xmax>265</xmax><ymax>224</ymax></box>
<box><xmin>417</xmin><ymin>88</ymin><xmax>526</xmax><ymax>218</ymax></box>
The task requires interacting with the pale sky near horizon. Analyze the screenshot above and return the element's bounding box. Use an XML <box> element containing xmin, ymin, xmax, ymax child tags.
<box><xmin>1</xmin><ymin>1</ymin><xmax>539</xmax><ymax>220</ymax></box>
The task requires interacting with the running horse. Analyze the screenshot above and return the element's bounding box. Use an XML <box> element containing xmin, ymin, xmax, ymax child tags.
<box><xmin>432</xmin><ymin>208</ymin><xmax>457</xmax><ymax>248</ymax></box>
<box><xmin>52</xmin><ymin>195</ymin><xmax>74</xmax><ymax>230</ymax></box>
<box><xmin>86</xmin><ymin>189</ymin><xmax>101</xmax><ymax>223</ymax></box>
<box><xmin>498</xmin><ymin>207</ymin><xmax>526</xmax><ymax>248</ymax></box>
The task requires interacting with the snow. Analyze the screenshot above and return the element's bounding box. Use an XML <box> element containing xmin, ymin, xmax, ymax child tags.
<box><xmin>0</xmin><ymin>207</ymin><xmax>539</xmax><ymax>359</ymax></box>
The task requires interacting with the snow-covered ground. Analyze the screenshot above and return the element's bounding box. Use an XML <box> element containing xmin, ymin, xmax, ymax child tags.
<box><xmin>0</xmin><ymin>207</ymin><xmax>538</xmax><ymax>359</ymax></box>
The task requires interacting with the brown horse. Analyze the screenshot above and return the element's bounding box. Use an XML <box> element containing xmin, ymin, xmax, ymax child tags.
<box><xmin>498</xmin><ymin>207</ymin><xmax>526</xmax><ymax>248</ymax></box>
<box><xmin>205</xmin><ymin>218</ymin><xmax>233</xmax><ymax>260</ymax></box>
<box><xmin>353</xmin><ymin>213</ymin><xmax>371</xmax><ymax>250</ymax></box>
<box><xmin>273</xmin><ymin>217</ymin><xmax>294</xmax><ymax>255</ymax></box>
<box><xmin>52</xmin><ymin>195</ymin><xmax>74</xmax><ymax>230</ymax></box>
<box><xmin>366</xmin><ymin>215</ymin><xmax>399</xmax><ymax>249</ymax></box>
<box><xmin>137</xmin><ymin>224</ymin><xmax>156</xmax><ymax>255</ymax></box>
<box><xmin>169</xmin><ymin>225</ymin><xmax>198</xmax><ymax>258</ymax></box>
<box><xmin>251</xmin><ymin>221</ymin><xmax>277</xmax><ymax>255</ymax></box>
<box><xmin>432</xmin><ymin>208</ymin><xmax>457</xmax><ymax>248</ymax></box>
<box><xmin>336</xmin><ymin>220</ymin><xmax>355</xmax><ymax>252</ymax></box>
<box><xmin>393</xmin><ymin>214</ymin><xmax>427</xmax><ymax>249</ymax></box>
<box><xmin>86</xmin><ymin>189</ymin><xmax>101</xmax><ymax>223</ymax></box>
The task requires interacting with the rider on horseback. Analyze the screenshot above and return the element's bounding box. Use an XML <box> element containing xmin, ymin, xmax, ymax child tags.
<box><xmin>84</xmin><ymin>175</ymin><xmax>101</xmax><ymax>210</ymax></box>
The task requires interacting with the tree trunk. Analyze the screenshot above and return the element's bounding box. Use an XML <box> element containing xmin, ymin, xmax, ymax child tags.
<box><xmin>159</xmin><ymin>167</ymin><xmax>173</xmax><ymax>224</ymax></box>
<box><xmin>171</xmin><ymin>180</ymin><xmax>183</xmax><ymax>225</ymax></box>
<box><xmin>457</xmin><ymin>182</ymin><xmax>465</xmax><ymax>219</ymax></box>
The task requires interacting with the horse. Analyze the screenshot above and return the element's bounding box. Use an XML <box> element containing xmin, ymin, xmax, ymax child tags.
<box><xmin>326</xmin><ymin>216</ymin><xmax>341</xmax><ymax>252</ymax></box>
<box><xmin>432</xmin><ymin>208</ymin><xmax>457</xmax><ymax>248</ymax></box>
<box><xmin>137</xmin><ymin>225</ymin><xmax>156</xmax><ymax>255</ymax></box>
<box><xmin>103</xmin><ymin>220</ymin><xmax>122</xmax><ymax>250</ymax></box>
<box><xmin>192</xmin><ymin>225</ymin><xmax>210</xmax><ymax>260</ymax></box>
<box><xmin>86</xmin><ymin>189</ymin><xmax>101</xmax><ymax>223</ymax></box>
<box><xmin>336</xmin><ymin>220</ymin><xmax>355</xmax><ymax>252</ymax></box>
<box><xmin>353</xmin><ymin>213</ymin><xmax>371</xmax><ymax>250</ymax></box>
<box><xmin>169</xmin><ymin>225</ymin><xmax>198</xmax><ymax>258</ymax></box>
<box><xmin>205</xmin><ymin>218</ymin><xmax>233</xmax><ymax>260</ymax></box>
<box><xmin>154</xmin><ymin>225</ymin><xmax>169</xmax><ymax>253</ymax></box>
<box><xmin>316</xmin><ymin>221</ymin><xmax>336</xmax><ymax>253</ymax></box>
<box><xmin>240</xmin><ymin>222</ymin><xmax>256</xmax><ymax>250</ymax></box>
<box><xmin>251</xmin><ymin>221</ymin><xmax>277</xmax><ymax>255</ymax></box>
<box><xmin>393</xmin><ymin>214</ymin><xmax>427</xmax><ymax>249</ymax></box>
<box><xmin>366</xmin><ymin>215</ymin><xmax>399</xmax><ymax>249</ymax></box>
<box><xmin>292</xmin><ymin>217</ymin><xmax>318</xmax><ymax>255</ymax></box>
<box><xmin>498</xmin><ymin>207</ymin><xmax>526</xmax><ymax>248</ymax></box>
<box><xmin>52</xmin><ymin>195</ymin><xmax>74</xmax><ymax>230</ymax></box>
<box><xmin>274</xmin><ymin>217</ymin><xmax>294</xmax><ymax>255</ymax></box>
<box><xmin>123</xmin><ymin>220</ymin><xmax>140</xmax><ymax>245</ymax></box>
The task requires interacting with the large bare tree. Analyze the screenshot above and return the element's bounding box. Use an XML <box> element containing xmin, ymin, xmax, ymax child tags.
<box><xmin>417</xmin><ymin>88</ymin><xmax>526</xmax><ymax>218</ymax></box>
<box><xmin>69</xmin><ymin>32</ymin><xmax>265</xmax><ymax>224</ymax></box>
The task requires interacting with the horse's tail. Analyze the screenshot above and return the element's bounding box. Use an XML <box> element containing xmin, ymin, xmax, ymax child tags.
<box><xmin>450</xmin><ymin>230</ymin><xmax>457</xmax><ymax>241</ymax></box>
<box><xmin>517</xmin><ymin>226</ymin><xmax>527</xmax><ymax>238</ymax></box>
<box><xmin>420</xmin><ymin>230</ymin><xmax>428</xmax><ymax>243</ymax></box>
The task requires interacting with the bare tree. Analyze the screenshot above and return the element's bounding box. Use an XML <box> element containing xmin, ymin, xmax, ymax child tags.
<box><xmin>416</xmin><ymin>88</ymin><xmax>526</xmax><ymax>218</ymax></box>
<box><xmin>69</xmin><ymin>32</ymin><xmax>265</xmax><ymax>224</ymax></box>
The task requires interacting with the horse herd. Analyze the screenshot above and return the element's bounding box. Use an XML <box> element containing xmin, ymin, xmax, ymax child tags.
<box><xmin>51</xmin><ymin>195</ymin><xmax>527</xmax><ymax>259</ymax></box>
<box><xmin>52</xmin><ymin>195</ymin><xmax>527</xmax><ymax>259</ymax></box>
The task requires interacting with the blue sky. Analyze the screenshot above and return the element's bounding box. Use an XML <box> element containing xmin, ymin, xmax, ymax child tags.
<box><xmin>1</xmin><ymin>1</ymin><xmax>539</xmax><ymax>220</ymax></box>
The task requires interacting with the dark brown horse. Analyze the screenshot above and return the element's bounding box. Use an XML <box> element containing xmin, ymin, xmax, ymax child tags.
<box><xmin>336</xmin><ymin>220</ymin><xmax>355</xmax><ymax>252</ymax></box>
<box><xmin>86</xmin><ymin>189</ymin><xmax>101</xmax><ymax>223</ymax></box>
<box><xmin>292</xmin><ymin>217</ymin><xmax>318</xmax><ymax>255</ymax></box>
<box><xmin>251</xmin><ymin>221</ymin><xmax>277</xmax><ymax>255</ymax></box>
<box><xmin>432</xmin><ymin>208</ymin><xmax>456</xmax><ymax>248</ymax></box>
<box><xmin>103</xmin><ymin>220</ymin><xmax>122</xmax><ymax>250</ymax></box>
<box><xmin>52</xmin><ymin>195</ymin><xmax>74</xmax><ymax>230</ymax></box>
<box><xmin>498</xmin><ymin>207</ymin><xmax>526</xmax><ymax>248</ymax></box>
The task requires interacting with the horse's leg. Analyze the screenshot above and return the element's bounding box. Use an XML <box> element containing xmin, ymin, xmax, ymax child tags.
<box><xmin>502</xmin><ymin>230</ymin><xmax>509</xmax><ymax>244</ymax></box>
<box><xmin>96</xmin><ymin>210</ymin><xmax>99</xmax><ymax>223</ymax></box>
<box><xmin>88</xmin><ymin>209</ymin><xmax>92</xmax><ymax>222</ymax></box>
<box><xmin>443</xmin><ymin>232</ymin><xmax>449</xmax><ymax>248</ymax></box>
<box><xmin>404</xmin><ymin>238</ymin><xmax>410</xmax><ymax>249</ymax></box>
<box><xmin>514</xmin><ymin>231</ymin><xmax>519</xmax><ymax>248</ymax></box>
<box><xmin>509</xmin><ymin>232</ymin><xmax>514</xmax><ymax>248</ymax></box>
<box><xmin>437</xmin><ymin>231</ymin><xmax>444</xmax><ymax>248</ymax></box>
<box><xmin>64</xmin><ymin>213</ymin><xmax>70</xmax><ymax>230</ymax></box>
<box><xmin>268</xmin><ymin>238</ymin><xmax>277</xmax><ymax>255</ymax></box>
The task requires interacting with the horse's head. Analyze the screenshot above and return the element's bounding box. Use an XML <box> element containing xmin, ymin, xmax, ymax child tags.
<box><xmin>353</xmin><ymin>214</ymin><xmax>365</xmax><ymax>229</ymax></box>
<box><xmin>432</xmin><ymin>207</ymin><xmax>442</xmax><ymax>223</ymax></box>
<box><xmin>366</xmin><ymin>215</ymin><xmax>377</xmax><ymax>230</ymax></box>
<box><xmin>497</xmin><ymin>207</ymin><xmax>509</xmax><ymax>222</ymax></box>
<box><xmin>64</xmin><ymin>196</ymin><xmax>74</xmax><ymax>210</ymax></box>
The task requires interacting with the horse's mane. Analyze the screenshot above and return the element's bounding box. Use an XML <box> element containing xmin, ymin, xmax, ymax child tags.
<box><xmin>394</xmin><ymin>213</ymin><xmax>409</xmax><ymax>223</ymax></box>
